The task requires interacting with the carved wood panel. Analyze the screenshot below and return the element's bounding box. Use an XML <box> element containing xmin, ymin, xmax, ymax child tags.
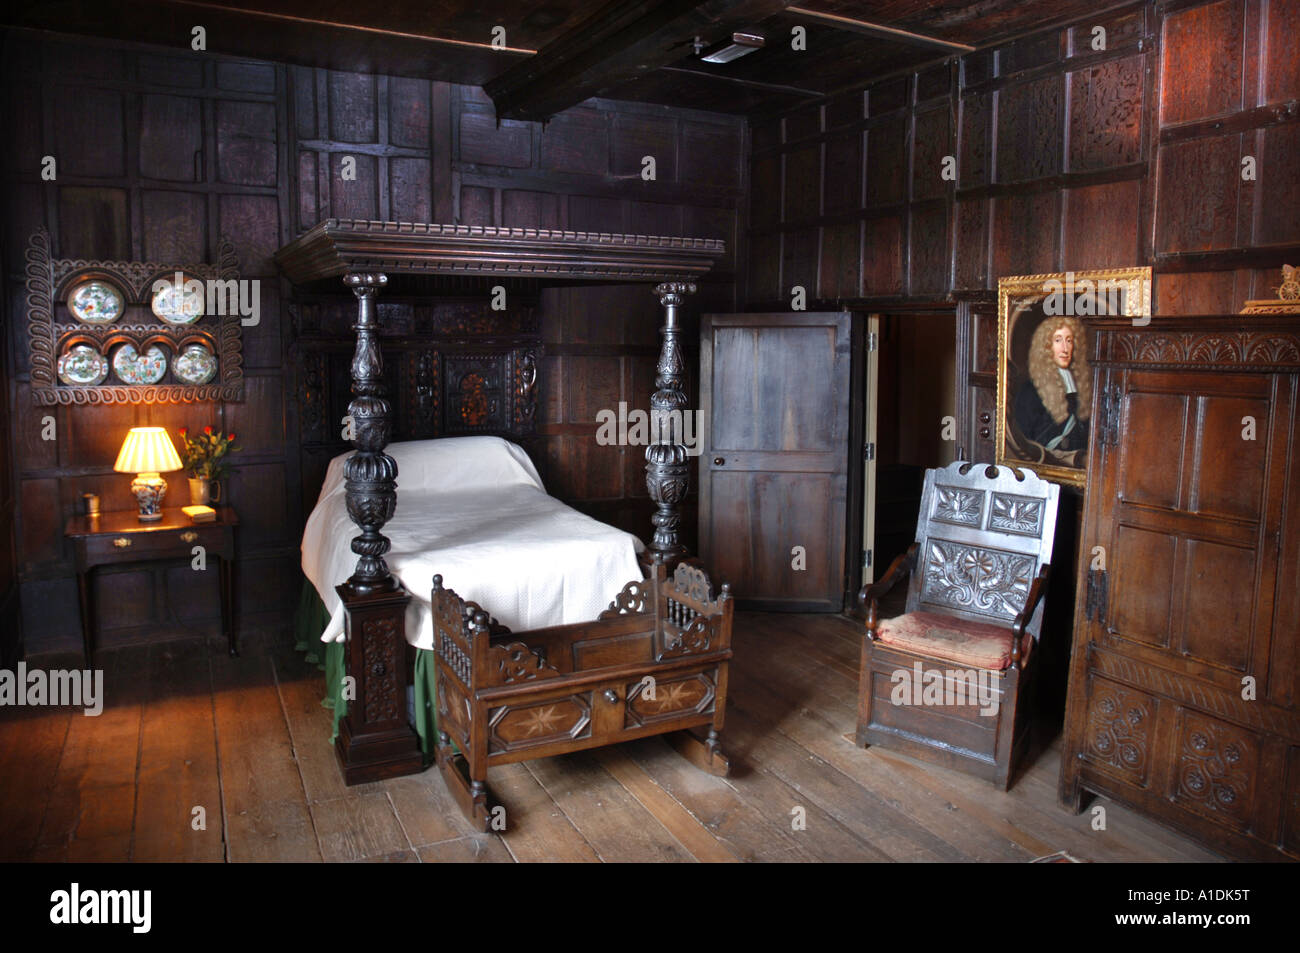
<box><xmin>1068</xmin><ymin>55</ymin><xmax>1145</xmax><ymax>173</ymax></box>
<box><xmin>862</xmin><ymin>216</ymin><xmax>904</xmax><ymax>296</ymax></box>
<box><xmin>992</xmin><ymin>192</ymin><xmax>1059</xmax><ymax>278</ymax></box>
<box><xmin>1255</xmin><ymin>123</ymin><xmax>1300</xmax><ymax>246</ymax></box>
<box><xmin>909</xmin><ymin>204</ymin><xmax>950</xmax><ymax>296</ymax></box>
<box><xmin>1082</xmin><ymin>676</ymin><xmax>1156</xmax><ymax>785</ymax></box>
<box><xmin>784</xmin><ymin>144</ymin><xmax>821</xmax><ymax>221</ymax></box>
<box><xmin>959</xmin><ymin>91</ymin><xmax>992</xmax><ymax>189</ymax></box>
<box><xmin>1160</xmin><ymin>0</ymin><xmax>1244</xmax><ymax>125</ymax></box>
<box><xmin>919</xmin><ymin>539</ymin><xmax>1036</xmax><ymax>622</ymax></box>
<box><xmin>1171</xmin><ymin>709</ymin><xmax>1258</xmax><ymax>831</ymax></box>
<box><xmin>1155</xmin><ymin>134</ymin><xmax>1241</xmax><ymax>254</ymax></box>
<box><xmin>360</xmin><ymin>615</ymin><xmax>402</xmax><ymax>724</ymax></box>
<box><xmin>824</xmin><ymin>131</ymin><xmax>862</xmax><ymax>213</ymax></box>
<box><xmin>954</xmin><ymin>199</ymin><xmax>989</xmax><ymax>291</ymax></box>
<box><xmin>1064</xmin><ymin>180</ymin><xmax>1143</xmax><ymax>271</ymax></box>
<box><xmin>912</xmin><ymin>106</ymin><xmax>951</xmax><ymax>203</ymax></box>
<box><xmin>866</xmin><ymin>117</ymin><xmax>907</xmax><ymax>208</ymax></box>
<box><xmin>995</xmin><ymin>76</ymin><xmax>1063</xmax><ymax>183</ymax></box>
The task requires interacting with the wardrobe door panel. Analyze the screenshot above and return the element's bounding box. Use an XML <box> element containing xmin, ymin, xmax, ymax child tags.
<box><xmin>1110</xmin><ymin>524</ymin><xmax>1177</xmax><ymax>648</ymax></box>
<box><xmin>1193</xmin><ymin>392</ymin><xmax>1270</xmax><ymax>521</ymax></box>
<box><xmin>1116</xmin><ymin>388</ymin><xmax>1189</xmax><ymax>510</ymax></box>
<box><xmin>1180</xmin><ymin>538</ymin><xmax>1256</xmax><ymax>670</ymax></box>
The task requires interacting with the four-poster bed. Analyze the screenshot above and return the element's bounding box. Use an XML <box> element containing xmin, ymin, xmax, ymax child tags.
<box><xmin>275</xmin><ymin>219</ymin><xmax>731</xmax><ymax>828</ymax></box>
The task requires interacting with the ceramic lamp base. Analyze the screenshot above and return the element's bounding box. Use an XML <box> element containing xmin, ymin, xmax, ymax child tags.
<box><xmin>130</xmin><ymin>471</ymin><xmax>168</xmax><ymax>521</ymax></box>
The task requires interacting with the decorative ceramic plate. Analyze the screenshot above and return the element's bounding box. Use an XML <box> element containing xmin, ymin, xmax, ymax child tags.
<box><xmin>57</xmin><ymin>344</ymin><xmax>110</xmax><ymax>385</ymax></box>
<box><xmin>151</xmin><ymin>274</ymin><xmax>205</xmax><ymax>325</ymax></box>
<box><xmin>112</xmin><ymin>344</ymin><xmax>168</xmax><ymax>385</ymax></box>
<box><xmin>67</xmin><ymin>280</ymin><xmax>124</xmax><ymax>324</ymax></box>
<box><xmin>173</xmin><ymin>343</ymin><xmax>218</xmax><ymax>385</ymax></box>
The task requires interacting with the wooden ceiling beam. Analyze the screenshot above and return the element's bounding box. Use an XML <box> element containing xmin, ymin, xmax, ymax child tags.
<box><xmin>786</xmin><ymin>6</ymin><xmax>975</xmax><ymax>52</ymax></box>
<box><xmin>657</xmin><ymin>65</ymin><xmax>823</xmax><ymax>100</ymax></box>
<box><xmin>485</xmin><ymin>0</ymin><xmax>796</xmax><ymax>122</ymax></box>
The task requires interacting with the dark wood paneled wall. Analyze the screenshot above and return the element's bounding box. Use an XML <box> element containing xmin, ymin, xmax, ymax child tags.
<box><xmin>744</xmin><ymin>0</ymin><xmax>1298</xmax><ymax>711</ymax></box>
<box><xmin>746</xmin><ymin>0</ymin><xmax>1299</xmax><ymax>315</ymax></box>
<box><xmin>0</xmin><ymin>267</ymin><xmax>17</xmax><ymax>668</ymax></box>
<box><xmin>3</xmin><ymin>33</ymin><xmax>743</xmax><ymax>654</ymax></box>
<box><xmin>3</xmin><ymin>34</ymin><xmax>296</xmax><ymax>654</ymax></box>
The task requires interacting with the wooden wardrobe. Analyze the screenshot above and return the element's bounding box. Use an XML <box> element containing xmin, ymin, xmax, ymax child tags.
<box><xmin>1059</xmin><ymin>313</ymin><xmax>1300</xmax><ymax>860</ymax></box>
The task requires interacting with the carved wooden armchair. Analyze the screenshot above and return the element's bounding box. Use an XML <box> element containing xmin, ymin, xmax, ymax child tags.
<box><xmin>856</xmin><ymin>461</ymin><xmax>1060</xmax><ymax>789</ymax></box>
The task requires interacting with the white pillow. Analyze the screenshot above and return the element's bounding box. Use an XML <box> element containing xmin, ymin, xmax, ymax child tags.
<box><xmin>316</xmin><ymin>436</ymin><xmax>544</xmax><ymax>506</ymax></box>
<box><xmin>387</xmin><ymin>436</ymin><xmax>544</xmax><ymax>493</ymax></box>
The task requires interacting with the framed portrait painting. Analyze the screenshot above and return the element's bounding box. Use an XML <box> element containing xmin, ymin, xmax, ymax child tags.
<box><xmin>995</xmin><ymin>267</ymin><xmax>1151</xmax><ymax>487</ymax></box>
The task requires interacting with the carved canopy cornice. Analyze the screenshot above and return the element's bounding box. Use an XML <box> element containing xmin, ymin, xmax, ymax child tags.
<box><xmin>273</xmin><ymin>219</ymin><xmax>726</xmax><ymax>285</ymax></box>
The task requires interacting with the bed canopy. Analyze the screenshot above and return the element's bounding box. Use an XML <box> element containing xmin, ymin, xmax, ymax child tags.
<box><xmin>274</xmin><ymin>219</ymin><xmax>725</xmax><ymax>783</ymax></box>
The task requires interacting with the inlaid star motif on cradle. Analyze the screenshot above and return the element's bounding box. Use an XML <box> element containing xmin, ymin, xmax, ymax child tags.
<box><xmin>653</xmin><ymin>681</ymin><xmax>697</xmax><ymax>711</ymax></box>
<box><xmin>520</xmin><ymin>705</ymin><xmax>564</xmax><ymax>737</ymax></box>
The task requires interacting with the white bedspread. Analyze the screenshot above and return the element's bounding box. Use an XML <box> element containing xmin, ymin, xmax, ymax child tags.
<box><xmin>301</xmin><ymin>436</ymin><xmax>645</xmax><ymax>650</ymax></box>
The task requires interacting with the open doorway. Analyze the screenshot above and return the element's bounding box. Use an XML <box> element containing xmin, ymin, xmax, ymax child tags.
<box><xmin>870</xmin><ymin>310</ymin><xmax>958</xmax><ymax>589</ymax></box>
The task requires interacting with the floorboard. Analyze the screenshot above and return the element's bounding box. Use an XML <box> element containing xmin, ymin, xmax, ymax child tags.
<box><xmin>0</xmin><ymin>612</ymin><xmax>1230</xmax><ymax>863</ymax></box>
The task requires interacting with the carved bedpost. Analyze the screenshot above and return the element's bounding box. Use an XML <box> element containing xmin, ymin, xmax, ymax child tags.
<box><xmin>341</xmin><ymin>272</ymin><xmax>399</xmax><ymax>593</ymax></box>
<box><xmin>334</xmin><ymin>271</ymin><xmax>422</xmax><ymax>784</ymax></box>
<box><xmin>645</xmin><ymin>281</ymin><xmax>695</xmax><ymax>568</ymax></box>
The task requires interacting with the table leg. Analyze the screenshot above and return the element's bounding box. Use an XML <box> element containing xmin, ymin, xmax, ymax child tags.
<box><xmin>76</xmin><ymin>569</ymin><xmax>95</xmax><ymax>665</ymax></box>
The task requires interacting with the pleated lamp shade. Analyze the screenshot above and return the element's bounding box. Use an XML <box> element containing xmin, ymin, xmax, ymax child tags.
<box><xmin>113</xmin><ymin>427</ymin><xmax>183</xmax><ymax>474</ymax></box>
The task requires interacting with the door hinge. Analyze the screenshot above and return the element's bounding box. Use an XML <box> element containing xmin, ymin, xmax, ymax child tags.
<box><xmin>1085</xmin><ymin>568</ymin><xmax>1110</xmax><ymax>625</ymax></box>
<box><xmin>1099</xmin><ymin>385</ymin><xmax>1122</xmax><ymax>448</ymax></box>
<box><xmin>868</xmin><ymin>330</ymin><xmax>878</xmax><ymax>352</ymax></box>
<box><xmin>863</xmin><ymin>442</ymin><xmax>875</xmax><ymax>461</ymax></box>
<box><xmin>862</xmin><ymin>549</ymin><xmax>873</xmax><ymax>569</ymax></box>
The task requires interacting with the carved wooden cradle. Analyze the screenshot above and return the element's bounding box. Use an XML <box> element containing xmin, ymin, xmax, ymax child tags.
<box><xmin>432</xmin><ymin>561</ymin><xmax>733</xmax><ymax>830</ymax></box>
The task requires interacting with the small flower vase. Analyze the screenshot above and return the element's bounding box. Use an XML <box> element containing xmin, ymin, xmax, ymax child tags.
<box><xmin>188</xmin><ymin>478</ymin><xmax>220</xmax><ymax>506</ymax></box>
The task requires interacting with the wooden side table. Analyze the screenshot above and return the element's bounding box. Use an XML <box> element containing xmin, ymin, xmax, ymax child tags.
<box><xmin>64</xmin><ymin>507</ymin><xmax>238</xmax><ymax>661</ymax></box>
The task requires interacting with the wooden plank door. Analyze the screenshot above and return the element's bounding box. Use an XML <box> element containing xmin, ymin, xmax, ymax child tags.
<box><xmin>699</xmin><ymin>312</ymin><xmax>853</xmax><ymax>611</ymax></box>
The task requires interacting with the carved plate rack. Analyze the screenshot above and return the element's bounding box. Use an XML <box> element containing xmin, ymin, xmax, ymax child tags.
<box><xmin>26</xmin><ymin>228</ymin><xmax>244</xmax><ymax>404</ymax></box>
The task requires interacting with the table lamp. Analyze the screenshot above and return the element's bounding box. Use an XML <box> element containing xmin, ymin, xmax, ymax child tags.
<box><xmin>114</xmin><ymin>426</ymin><xmax>183</xmax><ymax>522</ymax></box>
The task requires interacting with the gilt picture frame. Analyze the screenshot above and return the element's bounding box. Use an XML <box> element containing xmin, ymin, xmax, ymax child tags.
<box><xmin>995</xmin><ymin>267</ymin><xmax>1152</xmax><ymax>488</ymax></box>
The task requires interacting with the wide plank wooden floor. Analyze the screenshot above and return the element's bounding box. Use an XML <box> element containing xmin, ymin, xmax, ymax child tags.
<box><xmin>0</xmin><ymin>612</ymin><xmax>1223</xmax><ymax>863</ymax></box>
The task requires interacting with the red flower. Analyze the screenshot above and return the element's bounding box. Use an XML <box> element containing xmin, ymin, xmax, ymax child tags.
<box><xmin>227</xmin><ymin>433</ymin><xmax>236</xmax><ymax>441</ymax></box>
<box><xmin>178</xmin><ymin>427</ymin><xmax>187</xmax><ymax>435</ymax></box>
<box><xmin>204</xmin><ymin>425</ymin><xmax>213</xmax><ymax>435</ymax></box>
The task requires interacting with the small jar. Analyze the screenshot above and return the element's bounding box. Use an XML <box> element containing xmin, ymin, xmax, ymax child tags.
<box><xmin>83</xmin><ymin>493</ymin><xmax>100</xmax><ymax>517</ymax></box>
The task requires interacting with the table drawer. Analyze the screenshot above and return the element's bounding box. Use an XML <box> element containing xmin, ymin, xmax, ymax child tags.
<box><xmin>82</xmin><ymin>523</ymin><xmax>226</xmax><ymax>563</ymax></box>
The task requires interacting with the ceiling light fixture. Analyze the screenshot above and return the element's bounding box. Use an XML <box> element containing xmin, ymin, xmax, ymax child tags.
<box><xmin>697</xmin><ymin>32</ymin><xmax>765</xmax><ymax>63</ymax></box>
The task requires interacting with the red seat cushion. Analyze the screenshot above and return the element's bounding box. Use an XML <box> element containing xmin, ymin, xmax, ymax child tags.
<box><xmin>876</xmin><ymin>610</ymin><xmax>1029</xmax><ymax>671</ymax></box>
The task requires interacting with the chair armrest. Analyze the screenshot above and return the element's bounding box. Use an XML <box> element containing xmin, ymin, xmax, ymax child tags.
<box><xmin>1009</xmin><ymin>564</ymin><xmax>1051</xmax><ymax>667</ymax></box>
<box><xmin>859</xmin><ymin>542</ymin><xmax>918</xmax><ymax>639</ymax></box>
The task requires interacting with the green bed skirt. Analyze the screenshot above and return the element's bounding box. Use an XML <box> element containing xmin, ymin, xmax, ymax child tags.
<box><xmin>294</xmin><ymin>579</ymin><xmax>439</xmax><ymax>761</ymax></box>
